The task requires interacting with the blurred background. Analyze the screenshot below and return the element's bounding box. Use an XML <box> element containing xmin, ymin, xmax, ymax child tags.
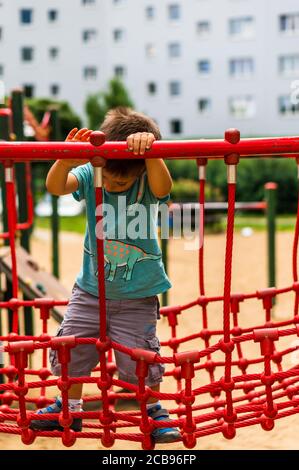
<box><xmin>1</xmin><ymin>0</ymin><xmax>299</xmax><ymax>225</ymax></box>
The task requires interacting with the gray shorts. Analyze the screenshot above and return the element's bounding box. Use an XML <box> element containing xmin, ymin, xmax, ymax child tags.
<box><xmin>50</xmin><ymin>283</ymin><xmax>165</xmax><ymax>387</ymax></box>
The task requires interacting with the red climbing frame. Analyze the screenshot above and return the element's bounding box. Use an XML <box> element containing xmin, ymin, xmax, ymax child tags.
<box><xmin>0</xmin><ymin>129</ymin><xmax>299</xmax><ymax>449</ymax></box>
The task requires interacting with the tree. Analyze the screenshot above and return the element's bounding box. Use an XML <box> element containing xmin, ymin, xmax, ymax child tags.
<box><xmin>85</xmin><ymin>77</ymin><xmax>134</xmax><ymax>129</ymax></box>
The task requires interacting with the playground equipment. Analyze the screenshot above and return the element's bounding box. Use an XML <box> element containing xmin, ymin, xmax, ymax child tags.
<box><xmin>160</xmin><ymin>187</ymin><xmax>277</xmax><ymax>306</ymax></box>
<box><xmin>0</xmin><ymin>130</ymin><xmax>299</xmax><ymax>449</ymax></box>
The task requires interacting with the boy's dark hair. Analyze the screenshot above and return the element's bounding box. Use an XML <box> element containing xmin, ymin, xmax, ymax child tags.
<box><xmin>100</xmin><ymin>107</ymin><xmax>161</xmax><ymax>177</ymax></box>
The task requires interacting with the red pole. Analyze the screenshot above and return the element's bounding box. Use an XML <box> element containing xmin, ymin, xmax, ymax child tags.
<box><xmin>1</xmin><ymin>133</ymin><xmax>299</xmax><ymax>161</ymax></box>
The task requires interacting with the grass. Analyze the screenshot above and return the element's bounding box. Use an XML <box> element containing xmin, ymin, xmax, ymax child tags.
<box><xmin>33</xmin><ymin>213</ymin><xmax>297</xmax><ymax>235</ymax></box>
<box><xmin>35</xmin><ymin>215</ymin><xmax>86</xmax><ymax>234</ymax></box>
<box><xmin>234</xmin><ymin>214</ymin><xmax>296</xmax><ymax>232</ymax></box>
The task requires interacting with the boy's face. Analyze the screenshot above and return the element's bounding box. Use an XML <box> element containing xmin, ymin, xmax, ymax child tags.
<box><xmin>102</xmin><ymin>168</ymin><xmax>140</xmax><ymax>193</ymax></box>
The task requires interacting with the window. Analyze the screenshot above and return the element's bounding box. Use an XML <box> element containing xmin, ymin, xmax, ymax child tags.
<box><xmin>197</xmin><ymin>59</ymin><xmax>211</xmax><ymax>75</ymax></box>
<box><xmin>23</xmin><ymin>84</ymin><xmax>35</xmax><ymax>98</ymax></box>
<box><xmin>168</xmin><ymin>42</ymin><xmax>181</xmax><ymax>58</ymax></box>
<box><xmin>229</xmin><ymin>58</ymin><xmax>254</xmax><ymax>78</ymax></box>
<box><xmin>0</xmin><ymin>26</ymin><xmax>3</xmax><ymax>40</ymax></box>
<box><xmin>20</xmin><ymin>9</ymin><xmax>33</xmax><ymax>25</ymax></box>
<box><xmin>198</xmin><ymin>98</ymin><xmax>211</xmax><ymax>115</ymax></box>
<box><xmin>169</xmin><ymin>81</ymin><xmax>181</xmax><ymax>96</ymax></box>
<box><xmin>49</xmin><ymin>47</ymin><xmax>59</xmax><ymax>60</ymax></box>
<box><xmin>113</xmin><ymin>0</ymin><xmax>122</xmax><ymax>4</ymax></box>
<box><xmin>146</xmin><ymin>6</ymin><xmax>155</xmax><ymax>19</ymax></box>
<box><xmin>50</xmin><ymin>84</ymin><xmax>60</xmax><ymax>97</ymax></box>
<box><xmin>279</xmin><ymin>96</ymin><xmax>299</xmax><ymax>116</ymax></box>
<box><xmin>83</xmin><ymin>29</ymin><xmax>97</xmax><ymax>42</ymax></box>
<box><xmin>229</xmin><ymin>96</ymin><xmax>256</xmax><ymax>118</ymax></box>
<box><xmin>279</xmin><ymin>13</ymin><xmax>299</xmax><ymax>34</ymax></box>
<box><xmin>83</xmin><ymin>66</ymin><xmax>97</xmax><ymax>80</ymax></box>
<box><xmin>113</xmin><ymin>28</ymin><xmax>124</xmax><ymax>42</ymax></box>
<box><xmin>229</xmin><ymin>17</ymin><xmax>255</xmax><ymax>38</ymax></box>
<box><xmin>48</xmin><ymin>9</ymin><xmax>58</xmax><ymax>22</ymax></box>
<box><xmin>146</xmin><ymin>44</ymin><xmax>156</xmax><ymax>58</ymax></box>
<box><xmin>279</xmin><ymin>55</ymin><xmax>299</xmax><ymax>76</ymax></box>
<box><xmin>148</xmin><ymin>82</ymin><xmax>157</xmax><ymax>95</ymax></box>
<box><xmin>82</xmin><ymin>0</ymin><xmax>96</xmax><ymax>5</ymax></box>
<box><xmin>196</xmin><ymin>21</ymin><xmax>211</xmax><ymax>37</ymax></box>
<box><xmin>170</xmin><ymin>119</ymin><xmax>182</xmax><ymax>134</ymax></box>
<box><xmin>0</xmin><ymin>64</ymin><xmax>4</xmax><ymax>77</ymax></box>
<box><xmin>168</xmin><ymin>4</ymin><xmax>181</xmax><ymax>20</ymax></box>
<box><xmin>114</xmin><ymin>65</ymin><xmax>126</xmax><ymax>77</ymax></box>
<box><xmin>21</xmin><ymin>47</ymin><xmax>34</xmax><ymax>62</ymax></box>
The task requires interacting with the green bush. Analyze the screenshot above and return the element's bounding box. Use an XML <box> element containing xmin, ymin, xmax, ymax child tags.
<box><xmin>167</xmin><ymin>158</ymin><xmax>298</xmax><ymax>213</ymax></box>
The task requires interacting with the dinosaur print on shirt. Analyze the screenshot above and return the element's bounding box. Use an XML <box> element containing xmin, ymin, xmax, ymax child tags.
<box><xmin>104</xmin><ymin>240</ymin><xmax>161</xmax><ymax>281</ymax></box>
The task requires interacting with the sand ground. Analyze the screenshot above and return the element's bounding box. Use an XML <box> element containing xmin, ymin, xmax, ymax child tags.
<box><xmin>0</xmin><ymin>228</ymin><xmax>299</xmax><ymax>450</ymax></box>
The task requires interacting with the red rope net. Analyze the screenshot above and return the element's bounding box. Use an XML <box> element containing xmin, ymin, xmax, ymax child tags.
<box><xmin>1</xmin><ymin>130</ymin><xmax>299</xmax><ymax>449</ymax></box>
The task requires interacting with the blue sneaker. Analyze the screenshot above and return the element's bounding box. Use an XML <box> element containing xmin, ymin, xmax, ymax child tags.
<box><xmin>147</xmin><ymin>404</ymin><xmax>181</xmax><ymax>443</ymax></box>
<box><xmin>30</xmin><ymin>398</ymin><xmax>82</xmax><ymax>432</ymax></box>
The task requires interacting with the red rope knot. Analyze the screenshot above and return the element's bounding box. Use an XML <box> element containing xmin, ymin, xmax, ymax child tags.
<box><xmin>238</xmin><ymin>357</ymin><xmax>249</xmax><ymax>373</ymax></box>
<box><xmin>61</xmin><ymin>428</ymin><xmax>77</xmax><ymax>447</ymax></box>
<box><xmin>293</xmin><ymin>281</ymin><xmax>299</xmax><ymax>293</ymax></box>
<box><xmin>232</xmin><ymin>326</ymin><xmax>243</xmax><ymax>337</ymax></box>
<box><xmin>253</xmin><ymin>328</ymin><xmax>279</xmax><ymax>356</ymax></box>
<box><xmin>0</xmin><ymin>391</ymin><xmax>15</xmax><ymax>406</ymax></box>
<box><xmin>159</xmin><ymin>306</ymin><xmax>182</xmax><ymax>327</ymax></box>
<box><xmin>182</xmin><ymin>430</ymin><xmax>197</xmax><ymax>449</ymax></box>
<box><xmin>7</xmin><ymin>340</ymin><xmax>34</xmax><ymax>370</ymax></box>
<box><xmin>197</xmin><ymin>296</ymin><xmax>209</xmax><ymax>308</ymax></box>
<box><xmin>99</xmin><ymin>409</ymin><xmax>114</xmax><ymax>426</ymax></box>
<box><xmin>219</xmin><ymin>339</ymin><xmax>235</xmax><ymax>354</ymax></box>
<box><xmin>131</xmin><ymin>349</ymin><xmax>158</xmax><ymax>380</ymax></box>
<box><xmin>205</xmin><ymin>359</ymin><xmax>216</xmax><ymax>373</ymax></box>
<box><xmin>296</xmin><ymin>324</ymin><xmax>299</xmax><ymax>336</ymax></box>
<box><xmin>167</xmin><ymin>337</ymin><xmax>179</xmax><ymax>351</ymax></box>
<box><xmin>51</xmin><ymin>335</ymin><xmax>76</xmax><ymax>365</ymax></box>
<box><xmin>257</xmin><ymin>287</ymin><xmax>277</xmax><ymax>311</ymax></box>
<box><xmin>260</xmin><ymin>415</ymin><xmax>275</xmax><ymax>432</ymax></box>
<box><xmin>199</xmin><ymin>328</ymin><xmax>211</xmax><ymax>341</ymax></box>
<box><xmin>219</xmin><ymin>377</ymin><xmax>235</xmax><ymax>393</ymax></box>
<box><xmin>96</xmin><ymin>337</ymin><xmax>111</xmax><ymax>353</ymax></box>
<box><xmin>21</xmin><ymin>428</ymin><xmax>35</xmax><ymax>445</ymax></box>
<box><xmin>97</xmin><ymin>374</ymin><xmax>112</xmax><ymax>391</ymax></box>
<box><xmin>3</xmin><ymin>365</ymin><xmax>17</xmax><ymax>380</ymax></box>
<box><xmin>230</xmin><ymin>294</ymin><xmax>245</xmax><ymax>314</ymax></box>
<box><xmin>222</xmin><ymin>422</ymin><xmax>236</xmax><ymax>439</ymax></box>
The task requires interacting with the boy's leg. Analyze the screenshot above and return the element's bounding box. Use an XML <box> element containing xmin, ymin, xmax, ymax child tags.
<box><xmin>109</xmin><ymin>296</ymin><xmax>180</xmax><ymax>443</ymax></box>
<box><xmin>30</xmin><ymin>284</ymin><xmax>102</xmax><ymax>431</ymax></box>
<box><xmin>68</xmin><ymin>383</ymin><xmax>83</xmax><ymax>399</ymax></box>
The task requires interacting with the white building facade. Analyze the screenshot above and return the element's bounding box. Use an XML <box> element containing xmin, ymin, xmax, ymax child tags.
<box><xmin>0</xmin><ymin>0</ymin><xmax>299</xmax><ymax>138</ymax></box>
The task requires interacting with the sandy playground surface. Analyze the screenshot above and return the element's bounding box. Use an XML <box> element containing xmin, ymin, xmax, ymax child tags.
<box><xmin>1</xmin><ymin>228</ymin><xmax>299</xmax><ymax>450</ymax></box>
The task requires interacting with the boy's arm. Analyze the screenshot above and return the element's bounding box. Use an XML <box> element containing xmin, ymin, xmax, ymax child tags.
<box><xmin>127</xmin><ymin>132</ymin><xmax>172</xmax><ymax>199</ymax></box>
<box><xmin>46</xmin><ymin>128</ymin><xmax>93</xmax><ymax>196</ymax></box>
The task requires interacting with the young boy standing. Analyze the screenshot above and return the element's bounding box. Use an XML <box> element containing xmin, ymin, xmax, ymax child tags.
<box><xmin>31</xmin><ymin>108</ymin><xmax>180</xmax><ymax>443</ymax></box>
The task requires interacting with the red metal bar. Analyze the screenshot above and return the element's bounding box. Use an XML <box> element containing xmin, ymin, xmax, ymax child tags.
<box><xmin>1</xmin><ymin>135</ymin><xmax>299</xmax><ymax>161</ymax></box>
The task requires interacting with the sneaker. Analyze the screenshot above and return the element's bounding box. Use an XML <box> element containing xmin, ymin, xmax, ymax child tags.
<box><xmin>30</xmin><ymin>398</ymin><xmax>82</xmax><ymax>432</ymax></box>
<box><xmin>147</xmin><ymin>404</ymin><xmax>181</xmax><ymax>443</ymax></box>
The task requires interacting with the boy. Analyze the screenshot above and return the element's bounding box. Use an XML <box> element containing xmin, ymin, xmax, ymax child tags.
<box><xmin>31</xmin><ymin>108</ymin><xmax>180</xmax><ymax>443</ymax></box>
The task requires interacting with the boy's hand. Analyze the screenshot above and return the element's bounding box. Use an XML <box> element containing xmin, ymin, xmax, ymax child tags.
<box><xmin>127</xmin><ymin>132</ymin><xmax>155</xmax><ymax>156</ymax></box>
<box><xmin>61</xmin><ymin>128</ymin><xmax>105</xmax><ymax>168</ymax></box>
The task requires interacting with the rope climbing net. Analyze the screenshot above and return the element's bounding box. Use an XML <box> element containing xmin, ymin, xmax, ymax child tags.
<box><xmin>0</xmin><ymin>129</ymin><xmax>299</xmax><ymax>449</ymax></box>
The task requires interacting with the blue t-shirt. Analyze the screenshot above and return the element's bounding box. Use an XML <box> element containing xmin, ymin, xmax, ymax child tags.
<box><xmin>70</xmin><ymin>163</ymin><xmax>172</xmax><ymax>299</ymax></box>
